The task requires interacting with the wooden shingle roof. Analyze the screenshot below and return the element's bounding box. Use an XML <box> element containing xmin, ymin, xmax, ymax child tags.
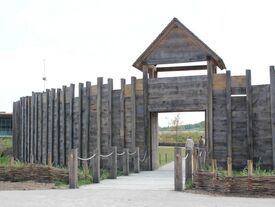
<box><xmin>133</xmin><ymin>18</ymin><xmax>226</xmax><ymax>70</ymax></box>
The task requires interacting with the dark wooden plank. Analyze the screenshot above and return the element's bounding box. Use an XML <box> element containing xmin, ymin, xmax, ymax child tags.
<box><xmin>54</xmin><ymin>89</ymin><xmax>60</xmax><ymax>165</ymax></box>
<box><xmin>207</xmin><ymin>60</ymin><xmax>214</xmax><ymax>159</ymax></box>
<box><xmin>226</xmin><ymin>71</ymin><xmax>232</xmax><ymax>158</ymax></box>
<box><xmin>48</xmin><ymin>89</ymin><xmax>55</xmax><ymax>165</ymax></box>
<box><xmin>60</xmin><ymin>86</ymin><xmax>66</xmax><ymax>166</ymax></box>
<box><xmin>78</xmin><ymin>83</ymin><xmax>84</xmax><ymax>163</ymax></box>
<box><xmin>30</xmin><ymin>93</ymin><xmax>35</xmax><ymax>163</ymax></box>
<box><xmin>143</xmin><ymin>65</ymin><xmax>149</xmax><ymax>168</ymax></box>
<box><xmin>157</xmin><ymin>65</ymin><xmax>207</xmax><ymax>72</ymax></box>
<box><xmin>131</xmin><ymin>77</ymin><xmax>136</xmax><ymax>150</ymax></box>
<box><xmin>174</xmin><ymin>147</ymin><xmax>183</xmax><ymax>191</ymax></box>
<box><xmin>37</xmin><ymin>94</ymin><xmax>42</xmax><ymax>163</ymax></box>
<box><xmin>108</xmin><ymin>79</ymin><xmax>113</xmax><ymax>146</ymax></box>
<box><xmin>270</xmin><ymin>66</ymin><xmax>275</xmax><ymax>169</ymax></box>
<box><xmin>69</xmin><ymin>84</ymin><xmax>75</xmax><ymax>149</ymax></box>
<box><xmin>85</xmin><ymin>81</ymin><xmax>91</xmax><ymax>159</ymax></box>
<box><xmin>120</xmin><ymin>79</ymin><xmax>125</xmax><ymax>147</ymax></box>
<box><xmin>42</xmin><ymin>90</ymin><xmax>49</xmax><ymax>165</ymax></box>
<box><xmin>94</xmin><ymin>77</ymin><xmax>102</xmax><ymax>183</ymax></box>
<box><xmin>246</xmin><ymin>70</ymin><xmax>253</xmax><ymax>160</ymax></box>
<box><xmin>33</xmin><ymin>93</ymin><xmax>38</xmax><ymax>162</ymax></box>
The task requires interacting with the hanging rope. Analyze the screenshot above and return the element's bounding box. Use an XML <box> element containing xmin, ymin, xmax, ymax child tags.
<box><xmin>182</xmin><ymin>153</ymin><xmax>189</xmax><ymax>160</ymax></box>
<box><xmin>77</xmin><ymin>154</ymin><xmax>96</xmax><ymax>161</ymax></box>
<box><xmin>117</xmin><ymin>151</ymin><xmax>125</xmax><ymax>156</ymax></box>
<box><xmin>100</xmin><ymin>152</ymin><xmax>114</xmax><ymax>158</ymax></box>
<box><xmin>140</xmin><ymin>150</ymin><xmax>147</xmax><ymax>162</ymax></box>
<box><xmin>128</xmin><ymin>151</ymin><xmax>137</xmax><ymax>156</ymax></box>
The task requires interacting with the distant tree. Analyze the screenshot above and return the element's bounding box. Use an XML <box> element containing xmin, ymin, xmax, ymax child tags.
<box><xmin>170</xmin><ymin>113</ymin><xmax>183</xmax><ymax>135</ymax></box>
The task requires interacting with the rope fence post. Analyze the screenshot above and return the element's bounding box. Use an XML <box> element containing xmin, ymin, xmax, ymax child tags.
<box><xmin>134</xmin><ymin>147</ymin><xmax>140</xmax><ymax>173</ymax></box>
<box><xmin>92</xmin><ymin>149</ymin><xmax>100</xmax><ymax>183</ymax></box>
<box><xmin>69</xmin><ymin>148</ymin><xmax>78</xmax><ymax>189</ymax></box>
<box><xmin>174</xmin><ymin>147</ymin><xmax>182</xmax><ymax>191</ymax></box>
<box><xmin>110</xmin><ymin>146</ymin><xmax>117</xmax><ymax>179</ymax></box>
<box><xmin>186</xmin><ymin>140</ymin><xmax>194</xmax><ymax>183</ymax></box>
<box><xmin>123</xmin><ymin>148</ymin><xmax>129</xmax><ymax>176</ymax></box>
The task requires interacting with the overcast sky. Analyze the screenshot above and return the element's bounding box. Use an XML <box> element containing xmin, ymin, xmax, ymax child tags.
<box><xmin>1</xmin><ymin>0</ymin><xmax>274</xmax><ymax>126</ymax></box>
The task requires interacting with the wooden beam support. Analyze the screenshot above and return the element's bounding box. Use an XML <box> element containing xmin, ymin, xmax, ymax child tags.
<box><xmin>131</xmin><ymin>77</ymin><xmax>136</xmax><ymax>150</ymax></box>
<box><xmin>84</xmin><ymin>81</ymin><xmax>91</xmax><ymax>163</ymax></box>
<box><xmin>60</xmin><ymin>86</ymin><xmax>66</xmax><ymax>166</ymax></box>
<box><xmin>55</xmin><ymin>89</ymin><xmax>61</xmax><ymax>165</ymax></box>
<box><xmin>207</xmin><ymin>60</ymin><xmax>214</xmax><ymax>159</ymax></box>
<box><xmin>78</xmin><ymin>83</ymin><xmax>84</xmax><ymax>166</ymax></box>
<box><xmin>270</xmin><ymin>66</ymin><xmax>275</xmax><ymax>169</ymax></box>
<box><xmin>226</xmin><ymin>70</ymin><xmax>232</xmax><ymax>162</ymax></box>
<box><xmin>246</xmin><ymin>70</ymin><xmax>253</xmax><ymax>160</ymax></box>
<box><xmin>156</xmin><ymin>65</ymin><xmax>207</xmax><ymax>72</ymax></box>
<box><xmin>143</xmin><ymin>65</ymin><xmax>150</xmax><ymax>169</ymax></box>
<box><xmin>108</xmin><ymin>78</ymin><xmax>113</xmax><ymax>146</ymax></box>
<box><xmin>120</xmin><ymin>79</ymin><xmax>125</xmax><ymax>147</ymax></box>
<box><xmin>69</xmin><ymin>84</ymin><xmax>75</xmax><ymax>149</ymax></box>
<box><xmin>174</xmin><ymin>147</ymin><xmax>183</xmax><ymax>191</ymax></box>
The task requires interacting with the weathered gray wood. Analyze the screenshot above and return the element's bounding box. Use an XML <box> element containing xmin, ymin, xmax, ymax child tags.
<box><xmin>92</xmin><ymin>149</ymin><xmax>100</xmax><ymax>183</ymax></box>
<box><xmin>134</xmin><ymin>147</ymin><xmax>140</xmax><ymax>173</ymax></box>
<box><xmin>156</xmin><ymin>65</ymin><xmax>207</xmax><ymax>72</ymax></box>
<box><xmin>270</xmin><ymin>66</ymin><xmax>275</xmax><ymax>169</ymax></box>
<box><xmin>69</xmin><ymin>148</ymin><xmax>78</xmax><ymax>189</ymax></box>
<box><xmin>60</xmin><ymin>86</ymin><xmax>66</xmax><ymax>166</ymax></box>
<box><xmin>78</xmin><ymin>83</ymin><xmax>84</xmax><ymax>165</ymax></box>
<box><xmin>143</xmin><ymin>65</ymin><xmax>149</xmax><ymax>168</ymax></box>
<box><xmin>186</xmin><ymin>148</ymin><xmax>193</xmax><ymax>182</ymax></box>
<box><xmin>123</xmin><ymin>148</ymin><xmax>129</xmax><ymax>175</ymax></box>
<box><xmin>174</xmin><ymin>147</ymin><xmax>182</xmax><ymax>191</ymax></box>
<box><xmin>69</xmin><ymin>84</ymin><xmax>75</xmax><ymax>149</ymax></box>
<box><xmin>33</xmin><ymin>93</ymin><xmax>38</xmax><ymax>162</ymax></box>
<box><xmin>84</xmin><ymin>82</ymin><xmax>91</xmax><ymax>161</ymax></box>
<box><xmin>12</xmin><ymin>102</ymin><xmax>16</xmax><ymax>158</ymax></box>
<box><xmin>48</xmin><ymin>89</ymin><xmax>55</xmax><ymax>165</ymax></box>
<box><xmin>109</xmin><ymin>146</ymin><xmax>117</xmax><ymax>179</ymax></box>
<box><xmin>120</xmin><ymin>79</ymin><xmax>125</xmax><ymax>147</ymax></box>
<box><xmin>246</xmin><ymin>70</ymin><xmax>253</xmax><ymax>160</ymax></box>
<box><xmin>226</xmin><ymin>70</ymin><xmax>232</xmax><ymax>158</ymax></box>
<box><xmin>108</xmin><ymin>79</ymin><xmax>113</xmax><ymax>146</ymax></box>
<box><xmin>54</xmin><ymin>89</ymin><xmax>60</xmax><ymax>165</ymax></box>
<box><xmin>131</xmin><ymin>77</ymin><xmax>136</xmax><ymax>150</ymax></box>
<box><xmin>42</xmin><ymin>90</ymin><xmax>49</xmax><ymax>165</ymax></box>
<box><xmin>94</xmin><ymin>77</ymin><xmax>102</xmax><ymax>183</ymax></box>
<box><xmin>37</xmin><ymin>94</ymin><xmax>43</xmax><ymax>163</ymax></box>
<box><xmin>30</xmin><ymin>93</ymin><xmax>35</xmax><ymax>163</ymax></box>
<box><xmin>27</xmin><ymin>96</ymin><xmax>31</xmax><ymax>163</ymax></box>
<box><xmin>207</xmin><ymin>60</ymin><xmax>214</xmax><ymax>159</ymax></box>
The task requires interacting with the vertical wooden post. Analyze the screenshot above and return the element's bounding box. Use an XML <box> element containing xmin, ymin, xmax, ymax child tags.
<box><xmin>108</xmin><ymin>78</ymin><xmax>113</xmax><ymax>146</ymax></box>
<box><xmin>55</xmin><ymin>89</ymin><xmax>61</xmax><ymax>165</ymax></box>
<box><xmin>94</xmin><ymin>77</ymin><xmax>102</xmax><ymax>183</ymax></box>
<box><xmin>123</xmin><ymin>148</ymin><xmax>129</xmax><ymax>175</ymax></box>
<box><xmin>207</xmin><ymin>59</ymin><xmax>214</xmax><ymax>160</ymax></box>
<box><xmin>69</xmin><ymin>84</ymin><xmax>75</xmax><ymax>149</ymax></box>
<box><xmin>78</xmin><ymin>83</ymin><xmax>84</xmax><ymax>166</ymax></box>
<box><xmin>34</xmin><ymin>93</ymin><xmax>38</xmax><ymax>163</ymax></box>
<box><xmin>212</xmin><ymin>159</ymin><xmax>217</xmax><ymax>176</ymax></box>
<box><xmin>42</xmin><ymin>91</ymin><xmax>49</xmax><ymax>165</ymax></box>
<box><xmin>269</xmin><ymin>66</ymin><xmax>275</xmax><ymax>170</ymax></box>
<box><xmin>85</xmin><ymin>82</ymin><xmax>91</xmax><ymax>162</ymax></box>
<box><xmin>110</xmin><ymin>146</ymin><xmax>117</xmax><ymax>179</ymax></box>
<box><xmin>131</xmin><ymin>77</ymin><xmax>136</xmax><ymax>150</ymax></box>
<box><xmin>143</xmin><ymin>65</ymin><xmax>149</xmax><ymax>168</ymax></box>
<box><xmin>246</xmin><ymin>70</ymin><xmax>253</xmax><ymax>160</ymax></box>
<box><xmin>174</xmin><ymin>147</ymin><xmax>183</xmax><ymax>191</ymax></box>
<box><xmin>120</xmin><ymin>79</ymin><xmax>125</xmax><ymax>147</ymax></box>
<box><xmin>247</xmin><ymin>160</ymin><xmax>253</xmax><ymax>177</ymax></box>
<box><xmin>186</xmin><ymin>147</ymin><xmax>193</xmax><ymax>182</ymax></box>
<box><xmin>227</xmin><ymin>157</ymin><xmax>232</xmax><ymax>176</ymax></box>
<box><xmin>60</xmin><ymin>86</ymin><xmax>66</xmax><ymax>166</ymax></box>
<box><xmin>37</xmin><ymin>94</ymin><xmax>42</xmax><ymax>163</ymax></box>
<box><xmin>92</xmin><ymin>150</ymin><xmax>100</xmax><ymax>183</ymax></box>
<box><xmin>192</xmin><ymin>148</ymin><xmax>198</xmax><ymax>173</ymax></box>
<box><xmin>226</xmin><ymin>70</ymin><xmax>232</xmax><ymax>174</ymax></box>
<box><xmin>134</xmin><ymin>147</ymin><xmax>140</xmax><ymax>173</ymax></box>
<box><xmin>30</xmin><ymin>93</ymin><xmax>35</xmax><ymax>164</ymax></box>
<box><xmin>48</xmin><ymin>89</ymin><xmax>55</xmax><ymax>165</ymax></box>
<box><xmin>69</xmin><ymin>148</ymin><xmax>78</xmax><ymax>189</ymax></box>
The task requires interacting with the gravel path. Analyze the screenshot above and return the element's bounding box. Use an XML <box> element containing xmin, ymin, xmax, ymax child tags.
<box><xmin>0</xmin><ymin>162</ymin><xmax>275</xmax><ymax>207</ymax></box>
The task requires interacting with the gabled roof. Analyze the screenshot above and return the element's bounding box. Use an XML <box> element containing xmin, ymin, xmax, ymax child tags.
<box><xmin>133</xmin><ymin>18</ymin><xmax>226</xmax><ymax>70</ymax></box>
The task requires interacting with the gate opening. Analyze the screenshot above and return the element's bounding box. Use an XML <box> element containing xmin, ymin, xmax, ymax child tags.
<box><xmin>154</xmin><ymin>111</ymin><xmax>205</xmax><ymax>168</ymax></box>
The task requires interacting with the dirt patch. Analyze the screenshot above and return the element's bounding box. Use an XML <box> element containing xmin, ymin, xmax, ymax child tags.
<box><xmin>0</xmin><ymin>181</ymin><xmax>67</xmax><ymax>191</ymax></box>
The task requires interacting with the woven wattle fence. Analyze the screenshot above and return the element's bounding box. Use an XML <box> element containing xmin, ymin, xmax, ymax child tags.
<box><xmin>0</xmin><ymin>165</ymin><xmax>68</xmax><ymax>183</ymax></box>
<box><xmin>193</xmin><ymin>171</ymin><xmax>275</xmax><ymax>196</ymax></box>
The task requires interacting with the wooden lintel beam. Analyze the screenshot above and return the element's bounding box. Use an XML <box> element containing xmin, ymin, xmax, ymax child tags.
<box><xmin>156</xmin><ymin>65</ymin><xmax>207</xmax><ymax>72</ymax></box>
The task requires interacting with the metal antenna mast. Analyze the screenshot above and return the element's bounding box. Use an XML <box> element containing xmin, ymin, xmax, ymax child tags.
<box><xmin>42</xmin><ymin>59</ymin><xmax>47</xmax><ymax>91</ymax></box>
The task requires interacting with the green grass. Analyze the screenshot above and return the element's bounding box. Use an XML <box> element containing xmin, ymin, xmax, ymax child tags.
<box><xmin>0</xmin><ymin>155</ymin><xmax>25</xmax><ymax>167</ymax></box>
<box><xmin>158</xmin><ymin>146</ymin><xmax>186</xmax><ymax>166</ymax></box>
<box><xmin>159</xmin><ymin>131</ymin><xmax>204</xmax><ymax>144</ymax></box>
<box><xmin>0</xmin><ymin>137</ymin><xmax>12</xmax><ymax>149</ymax></box>
<box><xmin>214</xmin><ymin>166</ymin><xmax>275</xmax><ymax>177</ymax></box>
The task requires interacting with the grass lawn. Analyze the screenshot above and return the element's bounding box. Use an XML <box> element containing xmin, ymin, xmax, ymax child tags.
<box><xmin>158</xmin><ymin>146</ymin><xmax>186</xmax><ymax>166</ymax></box>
